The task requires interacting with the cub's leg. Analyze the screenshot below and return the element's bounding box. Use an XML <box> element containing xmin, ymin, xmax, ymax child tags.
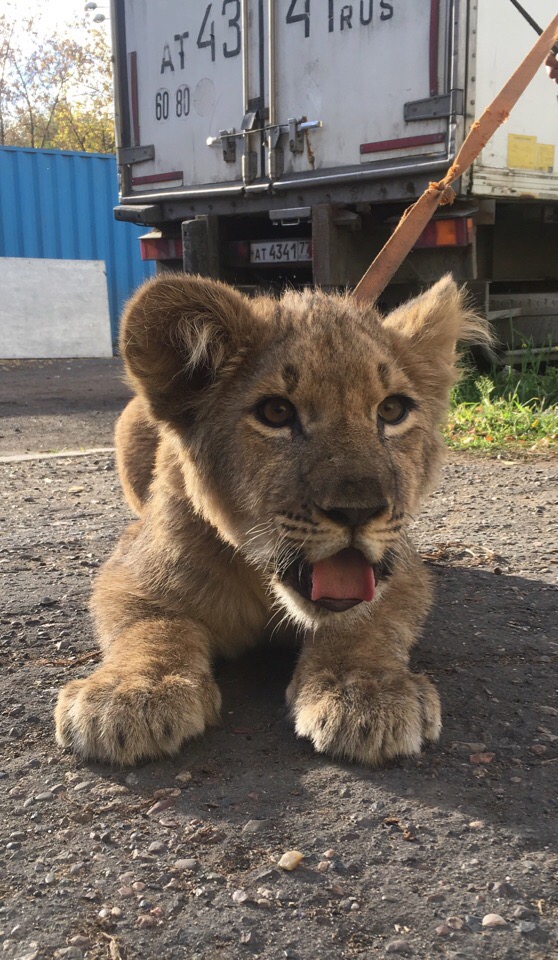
<box><xmin>115</xmin><ymin>396</ymin><xmax>159</xmax><ymax>515</ymax></box>
<box><xmin>55</xmin><ymin>615</ymin><xmax>221</xmax><ymax>765</ymax></box>
<box><xmin>287</xmin><ymin>654</ymin><xmax>441</xmax><ymax>767</ymax></box>
<box><xmin>287</xmin><ymin>567</ymin><xmax>441</xmax><ymax>767</ymax></box>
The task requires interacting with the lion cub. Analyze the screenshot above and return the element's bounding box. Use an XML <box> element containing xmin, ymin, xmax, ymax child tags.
<box><xmin>55</xmin><ymin>274</ymin><xmax>488</xmax><ymax>766</ymax></box>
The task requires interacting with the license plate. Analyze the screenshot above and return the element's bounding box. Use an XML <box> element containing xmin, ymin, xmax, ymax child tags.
<box><xmin>250</xmin><ymin>240</ymin><xmax>312</xmax><ymax>265</ymax></box>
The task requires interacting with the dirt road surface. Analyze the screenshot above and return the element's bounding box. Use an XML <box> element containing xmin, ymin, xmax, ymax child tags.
<box><xmin>1</xmin><ymin>360</ymin><xmax>557</xmax><ymax>960</ymax></box>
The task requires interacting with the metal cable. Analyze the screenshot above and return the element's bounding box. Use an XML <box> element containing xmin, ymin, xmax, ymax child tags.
<box><xmin>507</xmin><ymin>0</ymin><xmax>558</xmax><ymax>55</ymax></box>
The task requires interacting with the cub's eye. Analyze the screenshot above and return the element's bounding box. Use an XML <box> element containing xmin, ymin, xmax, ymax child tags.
<box><xmin>256</xmin><ymin>396</ymin><xmax>297</xmax><ymax>428</ymax></box>
<box><xmin>377</xmin><ymin>395</ymin><xmax>412</xmax><ymax>425</ymax></box>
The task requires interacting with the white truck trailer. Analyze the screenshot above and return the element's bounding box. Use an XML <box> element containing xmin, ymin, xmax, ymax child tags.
<box><xmin>110</xmin><ymin>0</ymin><xmax>558</xmax><ymax>347</ymax></box>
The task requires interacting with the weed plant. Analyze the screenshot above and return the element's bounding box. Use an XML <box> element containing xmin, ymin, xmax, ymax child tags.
<box><xmin>446</xmin><ymin>342</ymin><xmax>558</xmax><ymax>452</ymax></box>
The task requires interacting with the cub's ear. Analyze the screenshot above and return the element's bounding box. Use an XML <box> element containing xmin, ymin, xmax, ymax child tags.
<box><xmin>119</xmin><ymin>274</ymin><xmax>258</xmax><ymax>422</ymax></box>
<box><xmin>380</xmin><ymin>275</ymin><xmax>492</xmax><ymax>409</ymax></box>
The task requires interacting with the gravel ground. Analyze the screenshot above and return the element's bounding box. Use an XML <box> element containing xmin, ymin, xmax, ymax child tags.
<box><xmin>0</xmin><ymin>360</ymin><xmax>557</xmax><ymax>960</ymax></box>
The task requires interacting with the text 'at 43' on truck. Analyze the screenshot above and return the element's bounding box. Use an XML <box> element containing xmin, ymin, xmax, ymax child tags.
<box><xmin>111</xmin><ymin>0</ymin><xmax>558</xmax><ymax>352</ymax></box>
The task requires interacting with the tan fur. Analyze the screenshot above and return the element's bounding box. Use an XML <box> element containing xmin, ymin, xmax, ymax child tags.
<box><xmin>55</xmin><ymin>274</ymin><xmax>491</xmax><ymax>766</ymax></box>
<box><xmin>114</xmin><ymin>395</ymin><xmax>158</xmax><ymax>515</ymax></box>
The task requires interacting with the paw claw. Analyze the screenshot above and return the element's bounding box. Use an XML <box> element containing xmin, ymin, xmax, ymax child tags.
<box><xmin>288</xmin><ymin>669</ymin><xmax>441</xmax><ymax>767</ymax></box>
<box><xmin>55</xmin><ymin>669</ymin><xmax>221</xmax><ymax>764</ymax></box>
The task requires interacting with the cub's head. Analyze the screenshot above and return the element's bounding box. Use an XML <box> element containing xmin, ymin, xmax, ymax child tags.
<box><xmin>121</xmin><ymin>274</ymin><xmax>489</xmax><ymax>625</ymax></box>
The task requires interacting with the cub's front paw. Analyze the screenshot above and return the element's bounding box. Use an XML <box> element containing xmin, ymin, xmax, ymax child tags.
<box><xmin>55</xmin><ymin>668</ymin><xmax>221</xmax><ymax>765</ymax></box>
<box><xmin>287</xmin><ymin>669</ymin><xmax>441</xmax><ymax>767</ymax></box>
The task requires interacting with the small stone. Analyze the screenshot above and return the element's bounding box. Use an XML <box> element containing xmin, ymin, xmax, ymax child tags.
<box><xmin>385</xmin><ymin>939</ymin><xmax>414</xmax><ymax>955</ymax></box>
<box><xmin>457</xmin><ymin>741</ymin><xmax>487</xmax><ymax>753</ymax></box>
<box><xmin>138</xmin><ymin>899</ymin><xmax>153</xmax><ymax>910</ymax></box>
<box><xmin>482</xmin><ymin>913</ymin><xmax>507</xmax><ymax>928</ymax></box>
<box><xmin>54</xmin><ymin>949</ymin><xmax>84</xmax><ymax>959</ymax></box>
<box><xmin>426</xmin><ymin>892</ymin><xmax>446</xmax><ymax>904</ymax></box>
<box><xmin>468</xmin><ymin>820</ymin><xmax>485</xmax><ymax>830</ymax></box>
<box><xmin>73</xmin><ymin>781</ymin><xmax>93</xmax><ymax>792</ymax></box>
<box><xmin>132</xmin><ymin>881</ymin><xmax>146</xmax><ymax>892</ymax></box>
<box><xmin>435</xmin><ymin>925</ymin><xmax>452</xmax><ymax>937</ymax></box>
<box><xmin>469</xmin><ymin>753</ymin><xmax>495</xmax><ymax>765</ymax></box>
<box><xmin>317</xmin><ymin>861</ymin><xmax>330</xmax><ymax>873</ymax></box>
<box><xmin>111</xmin><ymin>907</ymin><xmax>122</xmax><ymax>918</ymax></box>
<box><xmin>512</xmin><ymin>906</ymin><xmax>534</xmax><ymax>920</ymax></box>
<box><xmin>323</xmin><ymin>849</ymin><xmax>336</xmax><ymax>858</ymax></box>
<box><xmin>489</xmin><ymin>881</ymin><xmax>517</xmax><ymax>898</ymax></box>
<box><xmin>152</xmin><ymin>787</ymin><xmax>181</xmax><ymax>799</ymax></box>
<box><xmin>174</xmin><ymin>859</ymin><xmax>198</xmax><ymax>872</ymax></box>
<box><xmin>35</xmin><ymin>792</ymin><xmax>53</xmax><ymax>802</ymax></box>
<box><xmin>464</xmin><ymin>915</ymin><xmax>483</xmax><ymax>933</ymax></box>
<box><xmin>277</xmin><ymin>851</ymin><xmax>304</xmax><ymax>871</ymax></box>
<box><xmin>148</xmin><ymin>841</ymin><xmax>167</xmax><ymax>854</ymax></box>
<box><xmin>118</xmin><ymin>886</ymin><xmax>134</xmax><ymax>898</ymax></box>
<box><xmin>530</xmin><ymin>744</ymin><xmax>547</xmax><ymax>756</ymax></box>
<box><xmin>518</xmin><ymin>921</ymin><xmax>537</xmax><ymax>935</ymax></box>
<box><xmin>147</xmin><ymin>798</ymin><xmax>176</xmax><ymax>816</ymax></box>
<box><xmin>232</xmin><ymin>889</ymin><xmax>249</xmax><ymax>903</ymax></box>
<box><xmin>69</xmin><ymin>937</ymin><xmax>91</xmax><ymax>947</ymax></box>
<box><xmin>125</xmin><ymin>773</ymin><xmax>140</xmax><ymax>786</ymax></box>
<box><xmin>174</xmin><ymin>770</ymin><xmax>192</xmax><ymax>784</ymax></box>
<box><xmin>137</xmin><ymin>915</ymin><xmax>157</xmax><ymax>928</ymax></box>
<box><xmin>242</xmin><ymin>819</ymin><xmax>267</xmax><ymax>834</ymax></box>
<box><xmin>446</xmin><ymin>916</ymin><xmax>465</xmax><ymax>930</ymax></box>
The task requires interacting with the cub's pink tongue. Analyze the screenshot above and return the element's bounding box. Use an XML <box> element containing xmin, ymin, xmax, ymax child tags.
<box><xmin>311</xmin><ymin>547</ymin><xmax>375</xmax><ymax>603</ymax></box>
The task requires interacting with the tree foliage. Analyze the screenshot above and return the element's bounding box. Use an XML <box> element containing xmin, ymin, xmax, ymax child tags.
<box><xmin>0</xmin><ymin>6</ymin><xmax>114</xmax><ymax>153</ymax></box>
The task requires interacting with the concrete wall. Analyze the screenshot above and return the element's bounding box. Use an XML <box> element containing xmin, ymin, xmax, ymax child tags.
<box><xmin>0</xmin><ymin>258</ymin><xmax>113</xmax><ymax>359</ymax></box>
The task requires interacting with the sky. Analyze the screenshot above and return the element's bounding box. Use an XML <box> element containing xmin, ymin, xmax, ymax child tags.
<box><xmin>0</xmin><ymin>0</ymin><xmax>110</xmax><ymax>37</ymax></box>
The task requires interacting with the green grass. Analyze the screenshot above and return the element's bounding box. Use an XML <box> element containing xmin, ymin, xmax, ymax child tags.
<box><xmin>446</xmin><ymin>347</ymin><xmax>558</xmax><ymax>453</ymax></box>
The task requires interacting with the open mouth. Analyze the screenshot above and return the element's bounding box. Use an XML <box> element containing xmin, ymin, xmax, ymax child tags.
<box><xmin>279</xmin><ymin>546</ymin><xmax>390</xmax><ymax>613</ymax></box>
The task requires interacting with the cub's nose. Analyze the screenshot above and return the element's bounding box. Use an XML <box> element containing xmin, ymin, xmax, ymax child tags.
<box><xmin>315</xmin><ymin>502</ymin><xmax>388</xmax><ymax>528</ymax></box>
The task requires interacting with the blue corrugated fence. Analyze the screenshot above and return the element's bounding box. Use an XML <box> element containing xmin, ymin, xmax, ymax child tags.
<box><xmin>0</xmin><ymin>146</ymin><xmax>155</xmax><ymax>347</ymax></box>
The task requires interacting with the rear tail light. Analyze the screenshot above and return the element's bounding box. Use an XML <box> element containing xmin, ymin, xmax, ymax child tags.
<box><xmin>139</xmin><ymin>231</ymin><xmax>183</xmax><ymax>261</ymax></box>
<box><xmin>412</xmin><ymin>217</ymin><xmax>474</xmax><ymax>249</ymax></box>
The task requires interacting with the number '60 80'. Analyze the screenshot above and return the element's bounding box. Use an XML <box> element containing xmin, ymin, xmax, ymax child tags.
<box><xmin>155</xmin><ymin>86</ymin><xmax>190</xmax><ymax>121</ymax></box>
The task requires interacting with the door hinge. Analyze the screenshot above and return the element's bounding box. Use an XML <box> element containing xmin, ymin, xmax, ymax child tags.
<box><xmin>117</xmin><ymin>145</ymin><xmax>155</xmax><ymax>165</ymax></box>
<box><xmin>404</xmin><ymin>89</ymin><xmax>464</xmax><ymax>122</ymax></box>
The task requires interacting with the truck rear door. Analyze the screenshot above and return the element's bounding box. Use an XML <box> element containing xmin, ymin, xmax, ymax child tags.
<box><xmin>269</xmin><ymin>0</ymin><xmax>458</xmax><ymax>187</ymax></box>
<box><xmin>113</xmin><ymin>0</ymin><xmax>261</xmax><ymax>196</ymax></box>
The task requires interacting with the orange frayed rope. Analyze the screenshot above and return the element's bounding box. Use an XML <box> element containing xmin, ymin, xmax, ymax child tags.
<box><xmin>352</xmin><ymin>14</ymin><xmax>558</xmax><ymax>304</ymax></box>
